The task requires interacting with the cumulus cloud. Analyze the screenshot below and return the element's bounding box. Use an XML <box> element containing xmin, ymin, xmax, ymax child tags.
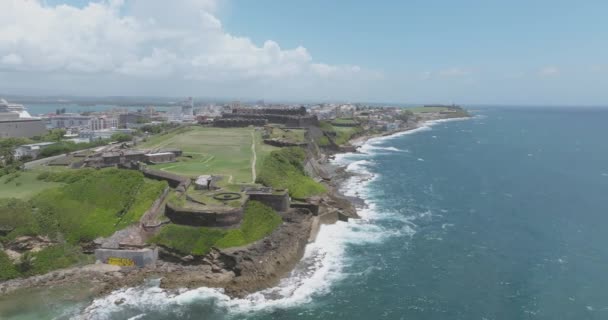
<box><xmin>0</xmin><ymin>0</ymin><xmax>362</xmax><ymax>83</ymax></box>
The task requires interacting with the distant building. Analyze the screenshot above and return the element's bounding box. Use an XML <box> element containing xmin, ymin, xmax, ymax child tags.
<box><xmin>48</xmin><ymin>114</ymin><xmax>92</xmax><ymax>129</ymax></box>
<box><xmin>90</xmin><ymin>116</ymin><xmax>118</xmax><ymax>130</ymax></box>
<box><xmin>14</xmin><ymin>142</ymin><xmax>57</xmax><ymax>159</ymax></box>
<box><xmin>144</xmin><ymin>152</ymin><xmax>176</xmax><ymax>164</ymax></box>
<box><xmin>118</xmin><ymin>112</ymin><xmax>149</xmax><ymax>127</ymax></box>
<box><xmin>0</xmin><ymin>98</ymin><xmax>47</xmax><ymax>138</ymax></box>
<box><xmin>79</xmin><ymin>128</ymin><xmax>135</xmax><ymax>141</ymax></box>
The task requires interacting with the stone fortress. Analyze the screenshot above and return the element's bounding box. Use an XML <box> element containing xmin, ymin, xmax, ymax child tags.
<box><xmin>214</xmin><ymin>106</ymin><xmax>319</xmax><ymax>128</ymax></box>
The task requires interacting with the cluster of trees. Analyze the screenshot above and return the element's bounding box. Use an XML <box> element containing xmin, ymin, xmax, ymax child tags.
<box><xmin>395</xmin><ymin>110</ymin><xmax>416</xmax><ymax>123</ymax></box>
<box><xmin>0</xmin><ymin>138</ymin><xmax>31</xmax><ymax>177</ymax></box>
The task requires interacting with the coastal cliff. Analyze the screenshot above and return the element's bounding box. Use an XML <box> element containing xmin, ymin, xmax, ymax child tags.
<box><xmin>0</xmin><ymin>108</ymin><xmax>470</xmax><ymax>298</ymax></box>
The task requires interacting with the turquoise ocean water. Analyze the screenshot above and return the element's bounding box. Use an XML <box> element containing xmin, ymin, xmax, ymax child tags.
<box><xmin>2</xmin><ymin>106</ymin><xmax>608</xmax><ymax>319</ymax></box>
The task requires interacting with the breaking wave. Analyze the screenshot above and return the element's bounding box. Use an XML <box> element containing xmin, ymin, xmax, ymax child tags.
<box><xmin>75</xmin><ymin>118</ymin><xmax>458</xmax><ymax>319</ymax></box>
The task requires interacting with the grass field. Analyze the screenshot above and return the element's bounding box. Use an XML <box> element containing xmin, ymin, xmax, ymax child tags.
<box><xmin>267</xmin><ymin>127</ymin><xmax>307</xmax><ymax>143</ymax></box>
<box><xmin>140</xmin><ymin>126</ymin><xmax>277</xmax><ymax>184</ymax></box>
<box><xmin>0</xmin><ymin>170</ymin><xmax>64</xmax><ymax>199</ymax></box>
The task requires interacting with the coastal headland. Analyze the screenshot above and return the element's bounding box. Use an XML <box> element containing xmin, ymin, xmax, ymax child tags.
<box><xmin>0</xmin><ymin>104</ymin><xmax>470</xmax><ymax>300</ymax></box>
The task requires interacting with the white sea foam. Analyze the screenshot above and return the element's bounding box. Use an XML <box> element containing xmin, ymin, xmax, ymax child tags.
<box><xmin>77</xmin><ymin>117</ymin><xmax>468</xmax><ymax>319</ymax></box>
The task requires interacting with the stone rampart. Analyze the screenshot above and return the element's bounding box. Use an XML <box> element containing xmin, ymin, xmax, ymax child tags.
<box><xmin>247</xmin><ymin>192</ymin><xmax>290</xmax><ymax>212</ymax></box>
<box><xmin>142</xmin><ymin>168</ymin><xmax>189</xmax><ymax>188</ymax></box>
<box><xmin>165</xmin><ymin>202</ymin><xmax>243</xmax><ymax>227</ymax></box>
<box><xmin>290</xmin><ymin>202</ymin><xmax>319</xmax><ymax>215</ymax></box>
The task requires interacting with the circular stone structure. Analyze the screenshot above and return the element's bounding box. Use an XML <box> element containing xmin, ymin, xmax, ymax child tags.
<box><xmin>213</xmin><ymin>192</ymin><xmax>242</xmax><ymax>201</ymax></box>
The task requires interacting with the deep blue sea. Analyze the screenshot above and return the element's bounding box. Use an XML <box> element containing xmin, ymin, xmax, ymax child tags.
<box><xmin>2</xmin><ymin>106</ymin><xmax>608</xmax><ymax>319</ymax></box>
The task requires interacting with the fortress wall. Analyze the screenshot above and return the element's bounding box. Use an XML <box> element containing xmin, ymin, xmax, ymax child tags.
<box><xmin>165</xmin><ymin>203</ymin><xmax>243</xmax><ymax>227</ymax></box>
<box><xmin>248</xmin><ymin>193</ymin><xmax>290</xmax><ymax>212</ymax></box>
<box><xmin>290</xmin><ymin>202</ymin><xmax>320</xmax><ymax>215</ymax></box>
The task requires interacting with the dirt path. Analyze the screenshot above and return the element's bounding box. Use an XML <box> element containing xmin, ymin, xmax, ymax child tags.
<box><xmin>251</xmin><ymin>131</ymin><xmax>257</xmax><ymax>183</ymax></box>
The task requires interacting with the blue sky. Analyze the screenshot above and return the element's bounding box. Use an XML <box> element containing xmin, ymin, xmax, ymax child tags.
<box><xmin>4</xmin><ymin>0</ymin><xmax>608</xmax><ymax>105</ymax></box>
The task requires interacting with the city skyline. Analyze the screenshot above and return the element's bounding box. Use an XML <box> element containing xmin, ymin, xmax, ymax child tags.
<box><xmin>1</xmin><ymin>0</ymin><xmax>607</xmax><ymax>106</ymax></box>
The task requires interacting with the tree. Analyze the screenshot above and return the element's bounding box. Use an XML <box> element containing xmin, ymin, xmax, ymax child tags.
<box><xmin>111</xmin><ymin>133</ymin><xmax>133</xmax><ymax>142</ymax></box>
<box><xmin>396</xmin><ymin>110</ymin><xmax>415</xmax><ymax>122</ymax></box>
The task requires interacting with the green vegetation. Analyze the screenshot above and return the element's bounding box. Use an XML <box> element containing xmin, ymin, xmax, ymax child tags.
<box><xmin>0</xmin><ymin>244</ymin><xmax>90</xmax><ymax>281</ymax></box>
<box><xmin>31</xmin><ymin>129</ymin><xmax>66</xmax><ymax>142</ymax></box>
<box><xmin>0</xmin><ymin>196</ymin><xmax>94</xmax><ymax>280</ymax></box>
<box><xmin>331</xmin><ymin>118</ymin><xmax>359</xmax><ymax>126</ymax></box>
<box><xmin>316</xmin><ymin>121</ymin><xmax>363</xmax><ymax>147</ymax></box>
<box><xmin>140</xmin><ymin>126</ymin><xmax>273</xmax><ymax>183</ymax></box>
<box><xmin>215</xmin><ymin>201</ymin><xmax>282</xmax><ymax>248</ymax></box>
<box><xmin>267</xmin><ymin>127</ymin><xmax>306</xmax><ymax>143</ymax></box>
<box><xmin>256</xmin><ymin>147</ymin><xmax>326</xmax><ymax>199</ymax></box>
<box><xmin>32</xmin><ymin>168</ymin><xmax>166</xmax><ymax>243</ymax></box>
<box><xmin>0</xmin><ymin>171</ymin><xmax>64</xmax><ymax>199</ymax></box>
<box><xmin>16</xmin><ymin>244</ymin><xmax>91</xmax><ymax>277</ymax></box>
<box><xmin>0</xmin><ymin>138</ymin><xmax>31</xmax><ymax>178</ymax></box>
<box><xmin>38</xmin><ymin>139</ymin><xmax>108</xmax><ymax>158</ymax></box>
<box><xmin>0</xmin><ymin>251</ymin><xmax>19</xmax><ymax>281</ymax></box>
<box><xmin>110</xmin><ymin>133</ymin><xmax>133</xmax><ymax>142</ymax></box>
<box><xmin>184</xmin><ymin>189</ymin><xmax>245</xmax><ymax>208</ymax></box>
<box><xmin>151</xmin><ymin>201</ymin><xmax>282</xmax><ymax>255</ymax></box>
<box><xmin>0</xmin><ymin>198</ymin><xmax>41</xmax><ymax>242</ymax></box>
<box><xmin>138</xmin><ymin>122</ymin><xmax>180</xmax><ymax>135</ymax></box>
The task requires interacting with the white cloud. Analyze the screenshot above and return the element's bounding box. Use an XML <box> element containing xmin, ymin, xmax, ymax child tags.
<box><xmin>0</xmin><ymin>0</ymin><xmax>363</xmax><ymax>84</ymax></box>
<box><xmin>1</xmin><ymin>53</ymin><xmax>22</xmax><ymax>65</ymax></box>
<box><xmin>539</xmin><ymin>66</ymin><xmax>560</xmax><ymax>77</ymax></box>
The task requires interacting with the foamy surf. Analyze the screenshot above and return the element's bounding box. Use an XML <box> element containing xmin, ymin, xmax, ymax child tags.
<box><xmin>75</xmin><ymin>119</ymin><xmax>459</xmax><ymax>319</ymax></box>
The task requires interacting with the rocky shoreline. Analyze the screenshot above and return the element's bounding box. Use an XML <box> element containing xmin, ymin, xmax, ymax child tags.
<box><xmin>0</xmin><ymin>112</ymin><xmax>469</xmax><ymax>301</ymax></box>
<box><xmin>0</xmin><ymin>162</ymin><xmax>358</xmax><ymax>300</ymax></box>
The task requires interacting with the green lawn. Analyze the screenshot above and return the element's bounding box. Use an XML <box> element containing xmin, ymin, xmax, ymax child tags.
<box><xmin>0</xmin><ymin>170</ymin><xmax>63</xmax><ymax>199</ymax></box>
<box><xmin>331</xmin><ymin>118</ymin><xmax>359</xmax><ymax>126</ymax></box>
<box><xmin>268</xmin><ymin>127</ymin><xmax>307</xmax><ymax>143</ymax></box>
<box><xmin>140</xmin><ymin>127</ymin><xmax>276</xmax><ymax>184</ymax></box>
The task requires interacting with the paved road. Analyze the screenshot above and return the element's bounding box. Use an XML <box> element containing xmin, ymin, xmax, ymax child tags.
<box><xmin>23</xmin><ymin>154</ymin><xmax>67</xmax><ymax>169</ymax></box>
<box><xmin>251</xmin><ymin>131</ymin><xmax>257</xmax><ymax>183</ymax></box>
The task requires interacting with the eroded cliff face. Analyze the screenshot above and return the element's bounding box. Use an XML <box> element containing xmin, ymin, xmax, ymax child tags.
<box><xmin>157</xmin><ymin>208</ymin><xmax>313</xmax><ymax>297</ymax></box>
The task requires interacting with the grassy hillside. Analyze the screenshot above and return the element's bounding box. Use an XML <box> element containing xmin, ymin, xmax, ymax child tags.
<box><xmin>150</xmin><ymin>201</ymin><xmax>282</xmax><ymax>256</ymax></box>
<box><xmin>317</xmin><ymin>121</ymin><xmax>363</xmax><ymax>146</ymax></box>
<box><xmin>0</xmin><ymin>170</ymin><xmax>64</xmax><ymax>199</ymax></box>
<box><xmin>256</xmin><ymin>147</ymin><xmax>326</xmax><ymax>199</ymax></box>
<box><xmin>33</xmin><ymin>168</ymin><xmax>167</xmax><ymax>243</ymax></box>
<box><xmin>0</xmin><ymin>168</ymin><xmax>165</xmax><ymax>280</ymax></box>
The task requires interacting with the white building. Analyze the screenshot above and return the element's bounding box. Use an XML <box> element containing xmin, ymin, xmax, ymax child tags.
<box><xmin>90</xmin><ymin>116</ymin><xmax>118</xmax><ymax>131</ymax></box>
<box><xmin>0</xmin><ymin>98</ymin><xmax>47</xmax><ymax>138</ymax></box>
<box><xmin>48</xmin><ymin>114</ymin><xmax>92</xmax><ymax>129</ymax></box>
<box><xmin>14</xmin><ymin>142</ymin><xmax>57</xmax><ymax>159</ymax></box>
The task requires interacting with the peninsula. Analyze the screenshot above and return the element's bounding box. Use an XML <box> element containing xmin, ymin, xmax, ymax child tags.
<box><xmin>0</xmin><ymin>101</ymin><xmax>470</xmax><ymax>297</ymax></box>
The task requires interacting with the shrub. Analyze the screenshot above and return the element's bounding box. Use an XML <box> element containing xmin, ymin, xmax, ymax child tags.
<box><xmin>0</xmin><ymin>199</ymin><xmax>40</xmax><ymax>241</ymax></box>
<box><xmin>0</xmin><ymin>251</ymin><xmax>19</xmax><ymax>281</ymax></box>
<box><xmin>21</xmin><ymin>244</ymin><xmax>91</xmax><ymax>277</ymax></box>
